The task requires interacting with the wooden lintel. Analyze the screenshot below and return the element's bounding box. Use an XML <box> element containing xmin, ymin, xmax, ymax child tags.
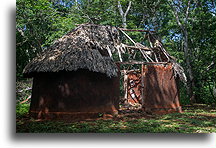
<box><xmin>118</xmin><ymin>28</ymin><xmax>156</xmax><ymax>33</ymax></box>
<box><xmin>125</xmin><ymin>45</ymin><xmax>152</xmax><ymax>51</ymax></box>
<box><xmin>120</xmin><ymin>69</ymin><xmax>140</xmax><ymax>73</ymax></box>
<box><xmin>117</xmin><ymin>61</ymin><xmax>168</xmax><ymax>65</ymax></box>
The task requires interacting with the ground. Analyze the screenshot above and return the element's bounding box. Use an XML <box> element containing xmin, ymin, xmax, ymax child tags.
<box><xmin>16</xmin><ymin>103</ymin><xmax>216</xmax><ymax>133</ymax></box>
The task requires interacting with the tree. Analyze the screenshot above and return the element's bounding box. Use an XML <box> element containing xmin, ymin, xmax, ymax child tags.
<box><xmin>168</xmin><ymin>0</ymin><xmax>196</xmax><ymax>103</ymax></box>
<box><xmin>16</xmin><ymin>0</ymin><xmax>215</xmax><ymax>105</ymax></box>
<box><xmin>117</xmin><ymin>1</ymin><xmax>132</xmax><ymax>28</ymax></box>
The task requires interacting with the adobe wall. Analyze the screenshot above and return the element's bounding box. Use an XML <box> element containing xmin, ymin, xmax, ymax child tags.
<box><xmin>29</xmin><ymin>70</ymin><xmax>119</xmax><ymax>120</ymax></box>
<box><xmin>142</xmin><ymin>64</ymin><xmax>182</xmax><ymax>114</ymax></box>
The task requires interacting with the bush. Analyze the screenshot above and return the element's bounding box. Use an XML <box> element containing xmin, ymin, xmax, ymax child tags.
<box><xmin>16</xmin><ymin>103</ymin><xmax>30</xmax><ymax>118</ymax></box>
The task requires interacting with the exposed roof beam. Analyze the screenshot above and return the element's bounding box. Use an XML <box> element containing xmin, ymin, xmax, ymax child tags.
<box><xmin>117</xmin><ymin>61</ymin><xmax>168</xmax><ymax>65</ymax></box>
<box><xmin>124</xmin><ymin>45</ymin><xmax>152</xmax><ymax>51</ymax></box>
<box><xmin>118</xmin><ymin>28</ymin><xmax>156</xmax><ymax>33</ymax></box>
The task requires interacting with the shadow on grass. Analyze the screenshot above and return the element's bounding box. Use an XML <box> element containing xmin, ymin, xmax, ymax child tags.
<box><xmin>16</xmin><ymin>106</ymin><xmax>216</xmax><ymax>133</ymax></box>
<box><xmin>14</xmin><ymin>104</ymin><xmax>213</xmax><ymax>146</ymax></box>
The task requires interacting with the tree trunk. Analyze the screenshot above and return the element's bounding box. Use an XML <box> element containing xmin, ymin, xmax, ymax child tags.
<box><xmin>213</xmin><ymin>56</ymin><xmax>216</xmax><ymax>106</ymax></box>
<box><xmin>118</xmin><ymin>1</ymin><xmax>132</xmax><ymax>29</ymax></box>
<box><xmin>183</xmin><ymin>30</ymin><xmax>195</xmax><ymax>103</ymax></box>
<box><xmin>168</xmin><ymin>0</ymin><xmax>195</xmax><ymax>104</ymax></box>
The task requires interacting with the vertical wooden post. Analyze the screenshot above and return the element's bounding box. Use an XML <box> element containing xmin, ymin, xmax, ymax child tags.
<box><xmin>123</xmin><ymin>70</ymin><xmax>128</xmax><ymax>100</ymax></box>
<box><xmin>141</xmin><ymin>64</ymin><xmax>145</xmax><ymax>105</ymax></box>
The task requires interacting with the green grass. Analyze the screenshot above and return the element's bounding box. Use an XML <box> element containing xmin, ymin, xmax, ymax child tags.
<box><xmin>16</xmin><ymin>104</ymin><xmax>216</xmax><ymax>133</ymax></box>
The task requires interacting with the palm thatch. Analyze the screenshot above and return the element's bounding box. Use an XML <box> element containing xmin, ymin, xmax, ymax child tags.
<box><xmin>23</xmin><ymin>24</ymin><xmax>120</xmax><ymax>77</ymax></box>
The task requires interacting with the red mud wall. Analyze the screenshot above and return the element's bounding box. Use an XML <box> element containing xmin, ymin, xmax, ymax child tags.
<box><xmin>30</xmin><ymin>70</ymin><xmax>119</xmax><ymax>119</ymax></box>
<box><xmin>142</xmin><ymin>64</ymin><xmax>182</xmax><ymax>114</ymax></box>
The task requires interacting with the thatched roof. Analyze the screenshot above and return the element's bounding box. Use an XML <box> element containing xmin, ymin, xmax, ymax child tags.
<box><xmin>23</xmin><ymin>24</ymin><xmax>120</xmax><ymax>78</ymax></box>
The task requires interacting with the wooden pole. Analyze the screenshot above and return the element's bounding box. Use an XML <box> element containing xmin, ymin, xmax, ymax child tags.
<box><xmin>141</xmin><ymin>64</ymin><xmax>145</xmax><ymax>105</ymax></box>
<box><xmin>119</xmin><ymin>29</ymin><xmax>136</xmax><ymax>44</ymax></box>
<box><xmin>117</xmin><ymin>61</ymin><xmax>168</xmax><ymax>65</ymax></box>
<box><xmin>124</xmin><ymin>45</ymin><xmax>152</xmax><ymax>51</ymax></box>
<box><xmin>118</xmin><ymin>28</ymin><xmax>156</xmax><ymax>33</ymax></box>
<box><xmin>123</xmin><ymin>70</ymin><xmax>128</xmax><ymax>100</ymax></box>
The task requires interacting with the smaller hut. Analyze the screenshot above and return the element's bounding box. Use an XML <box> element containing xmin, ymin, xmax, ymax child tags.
<box><xmin>23</xmin><ymin>24</ymin><xmax>120</xmax><ymax>120</ymax></box>
<box><xmin>117</xmin><ymin>28</ymin><xmax>186</xmax><ymax>114</ymax></box>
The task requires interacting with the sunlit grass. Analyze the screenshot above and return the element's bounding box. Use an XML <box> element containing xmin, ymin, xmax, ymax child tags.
<box><xmin>16</xmin><ymin>104</ymin><xmax>216</xmax><ymax>133</ymax></box>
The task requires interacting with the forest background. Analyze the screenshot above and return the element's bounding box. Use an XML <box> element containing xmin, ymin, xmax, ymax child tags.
<box><xmin>16</xmin><ymin>0</ymin><xmax>216</xmax><ymax>105</ymax></box>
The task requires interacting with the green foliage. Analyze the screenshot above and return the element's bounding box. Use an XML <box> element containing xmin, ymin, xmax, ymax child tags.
<box><xmin>16</xmin><ymin>0</ymin><xmax>216</xmax><ymax>104</ymax></box>
<box><xmin>16</xmin><ymin>103</ymin><xmax>30</xmax><ymax>118</ymax></box>
<box><xmin>16</xmin><ymin>79</ymin><xmax>32</xmax><ymax>103</ymax></box>
<box><xmin>179</xmin><ymin>83</ymin><xmax>190</xmax><ymax>105</ymax></box>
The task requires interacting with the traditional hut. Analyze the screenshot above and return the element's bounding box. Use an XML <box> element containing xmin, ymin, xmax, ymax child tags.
<box><xmin>117</xmin><ymin>29</ymin><xmax>186</xmax><ymax>114</ymax></box>
<box><xmin>23</xmin><ymin>24</ymin><xmax>120</xmax><ymax>120</ymax></box>
<box><xmin>122</xmin><ymin>63</ymin><xmax>183</xmax><ymax>114</ymax></box>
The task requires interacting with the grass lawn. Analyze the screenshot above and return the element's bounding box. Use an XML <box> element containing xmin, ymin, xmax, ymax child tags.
<box><xmin>16</xmin><ymin>104</ymin><xmax>216</xmax><ymax>133</ymax></box>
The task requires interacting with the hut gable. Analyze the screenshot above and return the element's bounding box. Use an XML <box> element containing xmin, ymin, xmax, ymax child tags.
<box><xmin>23</xmin><ymin>24</ymin><xmax>120</xmax><ymax>77</ymax></box>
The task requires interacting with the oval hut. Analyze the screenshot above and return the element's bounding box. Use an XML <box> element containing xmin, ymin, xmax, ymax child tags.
<box><xmin>23</xmin><ymin>24</ymin><xmax>120</xmax><ymax>120</ymax></box>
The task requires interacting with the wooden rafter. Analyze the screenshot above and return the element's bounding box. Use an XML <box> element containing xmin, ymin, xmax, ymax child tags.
<box><xmin>118</xmin><ymin>28</ymin><xmax>156</xmax><ymax>33</ymax></box>
<box><xmin>119</xmin><ymin>29</ymin><xmax>155</xmax><ymax>62</ymax></box>
<box><xmin>117</xmin><ymin>61</ymin><xmax>168</xmax><ymax>65</ymax></box>
<box><xmin>125</xmin><ymin>45</ymin><xmax>152</xmax><ymax>51</ymax></box>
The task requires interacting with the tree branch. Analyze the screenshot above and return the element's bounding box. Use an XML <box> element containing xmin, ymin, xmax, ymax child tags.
<box><xmin>118</xmin><ymin>1</ymin><xmax>124</xmax><ymax>16</ymax></box>
<box><xmin>185</xmin><ymin>0</ymin><xmax>191</xmax><ymax>24</ymax></box>
<box><xmin>117</xmin><ymin>1</ymin><xmax>132</xmax><ymax>28</ymax></box>
<box><xmin>168</xmin><ymin>0</ymin><xmax>184</xmax><ymax>30</ymax></box>
<box><xmin>124</xmin><ymin>1</ymin><xmax>132</xmax><ymax>17</ymax></box>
